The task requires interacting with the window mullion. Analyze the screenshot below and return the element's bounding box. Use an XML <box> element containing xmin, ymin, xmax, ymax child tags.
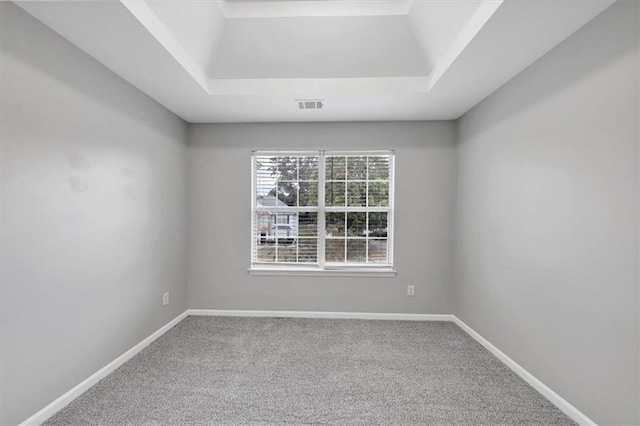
<box><xmin>365</xmin><ymin>156</ymin><xmax>369</xmax><ymax>264</ymax></box>
<box><xmin>344</xmin><ymin>156</ymin><xmax>348</xmax><ymax>263</ymax></box>
<box><xmin>318</xmin><ymin>152</ymin><xmax>326</xmax><ymax>269</ymax></box>
<box><xmin>365</xmin><ymin>211</ymin><xmax>369</xmax><ymax>264</ymax></box>
<box><xmin>274</xmin><ymin>171</ymin><xmax>279</xmax><ymax>263</ymax></box>
<box><xmin>388</xmin><ymin>154</ymin><xmax>395</xmax><ymax>265</ymax></box>
<box><xmin>251</xmin><ymin>155</ymin><xmax>256</xmax><ymax>264</ymax></box>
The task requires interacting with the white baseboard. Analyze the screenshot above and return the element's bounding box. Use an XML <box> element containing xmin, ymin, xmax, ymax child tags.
<box><xmin>451</xmin><ymin>316</ymin><xmax>597</xmax><ymax>426</ymax></box>
<box><xmin>188</xmin><ymin>309</ymin><xmax>454</xmax><ymax>322</ymax></box>
<box><xmin>20</xmin><ymin>310</ymin><xmax>189</xmax><ymax>426</ymax></box>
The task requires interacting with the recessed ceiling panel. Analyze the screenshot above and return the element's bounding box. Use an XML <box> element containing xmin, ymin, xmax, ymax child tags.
<box><xmin>210</xmin><ymin>16</ymin><xmax>430</xmax><ymax>79</ymax></box>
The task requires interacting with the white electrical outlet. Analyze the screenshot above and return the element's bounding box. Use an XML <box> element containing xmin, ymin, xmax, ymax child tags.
<box><xmin>407</xmin><ymin>285</ymin><xmax>415</xmax><ymax>296</ymax></box>
<box><xmin>162</xmin><ymin>292</ymin><xmax>170</xmax><ymax>306</ymax></box>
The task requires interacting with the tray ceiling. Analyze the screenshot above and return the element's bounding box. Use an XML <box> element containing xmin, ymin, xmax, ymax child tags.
<box><xmin>15</xmin><ymin>0</ymin><xmax>616</xmax><ymax>122</ymax></box>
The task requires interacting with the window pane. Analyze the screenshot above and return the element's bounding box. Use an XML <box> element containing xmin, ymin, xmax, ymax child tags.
<box><xmin>276</xmin><ymin>182</ymin><xmax>297</xmax><ymax>207</ymax></box>
<box><xmin>347</xmin><ymin>182</ymin><xmax>366</xmax><ymax>207</ymax></box>
<box><xmin>257</xmin><ymin>155</ymin><xmax>320</xmax><ymax>207</ymax></box>
<box><xmin>255</xmin><ymin>213</ymin><xmax>272</xmax><ymax>244</ymax></box>
<box><xmin>298</xmin><ymin>181</ymin><xmax>318</xmax><ymax>207</ymax></box>
<box><xmin>347</xmin><ymin>156</ymin><xmax>367</xmax><ymax>180</ymax></box>
<box><xmin>275</xmin><ymin>156</ymin><xmax>298</xmax><ymax>181</ymax></box>
<box><xmin>368</xmin><ymin>212</ymin><xmax>387</xmax><ymax>238</ymax></box>
<box><xmin>298</xmin><ymin>213</ymin><xmax>318</xmax><ymax>237</ymax></box>
<box><xmin>368</xmin><ymin>156</ymin><xmax>390</xmax><ymax>180</ymax></box>
<box><xmin>325</xmin><ymin>156</ymin><xmax>346</xmax><ymax>180</ymax></box>
<box><xmin>346</xmin><ymin>239</ymin><xmax>366</xmax><ymax>262</ymax></box>
<box><xmin>257</xmin><ymin>195</ymin><xmax>284</xmax><ymax>209</ymax></box>
<box><xmin>253</xmin><ymin>212</ymin><xmax>318</xmax><ymax>264</ymax></box>
<box><xmin>325</xmin><ymin>239</ymin><xmax>345</xmax><ymax>262</ymax></box>
<box><xmin>276</xmin><ymin>244</ymin><xmax>297</xmax><ymax>263</ymax></box>
<box><xmin>368</xmin><ymin>181</ymin><xmax>389</xmax><ymax>207</ymax></box>
<box><xmin>346</xmin><ymin>212</ymin><xmax>366</xmax><ymax>237</ymax></box>
<box><xmin>368</xmin><ymin>239</ymin><xmax>388</xmax><ymax>263</ymax></box>
<box><xmin>254</xmin><ymin>212</ymin><xmax>276</xmax><ymax>262</ymax></box>
<box><xmin>325</xmin><ymin>181</ymin><xmax>345</xmax><ymax>206</ymax></box>
<box><xmin>274</xmin><ymin>214</ymin><xmax>295</xmax><ymax>243</ymax></box>
<box><xmin>256</xmin><ymin>245</ymin><xmax>276</xmax><ymax>262</ymax></box>
<box><xmin>298</xmin><ymin>238</ymin><xmax>318</xmax><ymax>263</ymax></box>
<box><xmin>326</xmin><ymin>212</ymin><xmax>345</xmax><ymax>237</ymax></box>
<box><xmin>298</xmin><ymin>156</ymin><xmax>319</xmax><ymax>180</ymax></box>
<box><xmin>256</xmin><ymin>156</ymin><xmax>277</xmax><ymax>201</ymax></box>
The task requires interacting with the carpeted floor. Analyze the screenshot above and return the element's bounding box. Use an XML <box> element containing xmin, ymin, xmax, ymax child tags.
<box><xmin>46</xmin><ymin>316</ymin><xmax>574</xmax><ymax>425</ymax></box>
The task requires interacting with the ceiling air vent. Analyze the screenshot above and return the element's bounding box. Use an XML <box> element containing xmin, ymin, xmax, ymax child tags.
<box><xmin>296</xmin><ymin>99</ymin><xmax>324</xmax><ymax>110</ymax></box>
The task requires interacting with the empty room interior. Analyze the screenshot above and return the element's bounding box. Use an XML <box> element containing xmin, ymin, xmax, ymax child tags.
<box><xmin>1</xmin><ymin>0</ymin><xmax>639</xmax><ymax>425</ymax></box>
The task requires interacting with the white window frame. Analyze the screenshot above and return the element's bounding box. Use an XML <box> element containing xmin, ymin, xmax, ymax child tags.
<box><xmin>250</xmin><ymin>150</ymin><xmax>396</xmax><ymax>277</ymax></box>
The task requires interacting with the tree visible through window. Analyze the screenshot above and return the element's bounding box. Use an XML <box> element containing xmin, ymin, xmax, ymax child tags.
<box><xmin>252</xmin><ymin>151</ymin><xmax>394</xmax><ymax>270</ymax></box>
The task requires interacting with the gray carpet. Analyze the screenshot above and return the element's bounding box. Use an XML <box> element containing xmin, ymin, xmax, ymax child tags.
<box><xmin>46</xmin><ymin>316</ymin><xmax>574</xmax><ymax>425</ymax></box>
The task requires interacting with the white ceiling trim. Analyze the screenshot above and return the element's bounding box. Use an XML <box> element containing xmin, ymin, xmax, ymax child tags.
<box><xmin>426</xmin><ymin>0</ymin><xmax>503</xmax><ymax>91</ymax></box>
<box><xmin>208</xmin><ymin>76</ymin><xmax>431</xmax><ymax>96</ymax></box>
<box><xmin>219</xmin><ymin>0</ymin><xmax>413</xmax><ymax>18</ymax></box>
<box><xmin>120</xmin><ymin>0</ymin><xmax>211</xmax><ymax>93</ymax></box>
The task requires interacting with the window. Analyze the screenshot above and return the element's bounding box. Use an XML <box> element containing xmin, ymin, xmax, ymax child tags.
<box><xmin>251</xmin><ymin>151</ymin><xmax>394</xmax><ymax>275</ymax></box>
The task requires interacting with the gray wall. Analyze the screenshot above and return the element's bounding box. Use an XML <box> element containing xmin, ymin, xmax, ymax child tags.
<box><xmin>454</xmin><ymin>1</ymin><xmax>639</xmax><ymax>424</ymax></box>
<box><xmin>3</xmin><ymin>0</ymin><xmax>639</xmax><ymax>424</ymax></box>
<box><xmin>187</xmin><ymin>122</ymin><xmax>457</xmax><ymax>313</ymax></box>
<box><xmin>0</xmin><ymin>4</ymin><xmax>188</xmax><ymax>425</ymax></box>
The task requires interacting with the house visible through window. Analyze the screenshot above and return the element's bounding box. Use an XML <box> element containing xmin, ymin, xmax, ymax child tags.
<box><xmin>275</xmin><ymin>215</ymin><xmax>289</xmax><ymax>225</ymax></box>
<box><xmin>252</xmin><ymin>151</ymin><xmax>394</xmax><ymax>271</ymax></box>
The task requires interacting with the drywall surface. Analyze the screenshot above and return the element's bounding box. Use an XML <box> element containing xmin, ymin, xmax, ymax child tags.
<box><xmin>0</xmin><ymin>4</ymin><xmax>188</xmax><ymax>424</ymax></box>
<box><xmin>211</xmin><ymin>16</ymin><xmax>428</xmax><ymax>79</ymax></box>
<box><xmin>455</xmin><ymin>1</ymin><xmax>639</xmax><ymax>424</ymax></box>
<box><xmin>188</xmin><ymin>121</ymin><xmax>457</xmax><ymax>313</ymax></box>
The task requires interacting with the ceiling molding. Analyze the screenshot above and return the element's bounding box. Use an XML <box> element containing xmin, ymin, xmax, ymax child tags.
<box><xmin>207</xmin><ymin>76</ymin><xmax>431</xmax><ymax>97</ymax></box>
<box><xmin>219</xmin><ymin>0</ymin><xmax>413</xmax><ymax>19</ymax></box>
<box><xmin>121</xmin><ymin>0</ymin><xmax>211</xmax><ymax>93</ymax></box>
<box><xmin>427</xmin><ymin>0</ymin><xmax>503</xmax><ymax>91</ymax></box>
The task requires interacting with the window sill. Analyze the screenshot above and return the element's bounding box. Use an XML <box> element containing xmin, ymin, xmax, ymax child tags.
<box><xmin>248</xmin><ymin>267</ymin><xmax>397</xmax><ymax>278</ymax></box>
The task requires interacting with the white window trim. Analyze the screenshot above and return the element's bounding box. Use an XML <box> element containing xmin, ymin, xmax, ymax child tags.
<box><xmin>248</xmin><ymin>267</ymin><xmax>397</xmax><ymax>277</ymax></box>
<box><xmin>250</xmin><ymin>150</ymin><xmax>395</xmax><ymax>276</ymax></box>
